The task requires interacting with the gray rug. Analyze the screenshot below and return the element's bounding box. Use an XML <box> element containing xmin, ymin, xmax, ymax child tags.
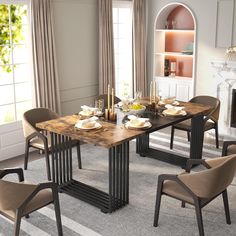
<box><xmin>0</xmin><ymin>131</ymin><xmax>235</xmax><ymax>236</ymax></box>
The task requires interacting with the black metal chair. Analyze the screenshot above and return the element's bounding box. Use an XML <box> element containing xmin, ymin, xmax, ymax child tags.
<box><xmin>153</xmin><ymin>155</ymin><xmax>236</xmax><ymax>236</ymax></box>
<box><xmin>22</xmin><ymin>108</ymin><xmax>82</xmax><ymax>181</ymax></box>
<box><xmin>170</xmin><ymin>96</ymin><xmax>220</xmax><ymax>149</ymax></box>
<box><xmin>0</xmin><ymin>168</ymin><xmax>63</xmax><ymax>236</ymax></box>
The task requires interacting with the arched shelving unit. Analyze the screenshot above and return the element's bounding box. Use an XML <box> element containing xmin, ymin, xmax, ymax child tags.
<box><xmin>153</xmin><ymin>2</ymin><xmax>196</xmax><ymax>101</ymax></box>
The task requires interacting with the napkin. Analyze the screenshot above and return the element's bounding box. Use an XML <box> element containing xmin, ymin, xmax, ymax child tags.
<box><xmin>75</xmin><ymin>116</ymin><xmax>98</xmax><ymax>128</ymax></box>
<box><xmin>81</xmin><ymin>105</ymin><xmax>98</xmax><ymax>112</ymax></box>
<box><xmin>128</xmin><ymin>115</ymin><xmax>149</xmax><ymax>122</ymax></box>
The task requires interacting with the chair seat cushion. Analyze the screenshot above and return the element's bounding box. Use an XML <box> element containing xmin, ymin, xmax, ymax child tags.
<box><xmin>30</xmin><ymin>137</ymin><xmax>51</xmax><ymax>149</ymax></box>
<box><xmin>0</xmin><ymin>189</ymin><xmax>53</xmax><ymax>219</ymax></box>
<box><xmin>226</xmin><ymin>145</ymin><xmax>236</xmax><ymax>155</ymax></box>
<box><xmin>173</xmin><ymin>119</ymin><xmax>215</xmax><ymax>131</ymax></box>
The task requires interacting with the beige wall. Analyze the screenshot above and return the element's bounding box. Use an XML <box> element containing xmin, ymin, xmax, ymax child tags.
<box><xmin>52</xmin><ymin>0</ymin><xmax>99</xmax><ymax>115</ymax></box>
<box><xmin>147</xmin><ymin>0</ymin><xmax>236</xmax><ymax>96</ymax></box>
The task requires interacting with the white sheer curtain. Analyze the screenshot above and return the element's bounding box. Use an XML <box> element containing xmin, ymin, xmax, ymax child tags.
<box><xmin>31</xmin><ymin>0</ymin><xmax>61</xmax><ymax>113</ymax></box>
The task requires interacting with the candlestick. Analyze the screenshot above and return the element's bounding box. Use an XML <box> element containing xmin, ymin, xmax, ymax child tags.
<box><xmin>112</xmin><ymin>88</ymin><xmax>114</xmax><ymax>113</ymax></box>
<box><xmin>108</xmin><ymin>84</ymin><xmax>110</xmax><ymax>110</ymax></box>
<box><xmin>150</xmin><ymin>81</ymin><xmax>153</xmax><ymax>104</ymax></box>
<box><xmin>154</xmin><ymin>81</ymin><xmax>156</xmax><ymax>103</ymax></box>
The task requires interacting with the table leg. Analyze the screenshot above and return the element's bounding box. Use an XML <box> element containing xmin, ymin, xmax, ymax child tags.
<box><xmin>50</xmin><ymin>132</ymin><xmax>130</xmax><ymax>213</ymax></box>
<box><xmin>190</xmin><ymin>114</ymin><xmax>204</xmax><ymax>160</ymax></box>
<box><xmin>136</xmin><ymin>133</ymin><xmax>149</xmax><ymax>156</ymax></box>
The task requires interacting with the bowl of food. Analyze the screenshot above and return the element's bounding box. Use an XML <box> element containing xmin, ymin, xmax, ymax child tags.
<box><xmin>128</xmin><ymin>103</ymin><xmax>146</xmax><ymax>114</ymax></box>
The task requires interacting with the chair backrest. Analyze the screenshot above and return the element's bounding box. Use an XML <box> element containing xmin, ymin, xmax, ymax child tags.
<box><xmin>0</xmin><ymin>179</ymin><xmax>36</xmax><ymax>210</ymax></box>
<box><xmin>189</xmin><ymin>95</ymin><xmax>220</xmax><ymax>122</ymax></box>
<box><xmin>22</xmin><ymin>108</ymin><xmax>59</xmax><ymax>138</ymax></box>
<box><xmin>96</xmin><ymin>94</ymin><xmax>121</xmax><ymax>108</ymax></box>
<box><xmin>178</xmin><ymin>155</ymin><xmax>236</xmax><ymax>198</ymax></box>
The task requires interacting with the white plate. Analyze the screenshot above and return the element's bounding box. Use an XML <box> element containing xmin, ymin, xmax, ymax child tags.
<box><xmin>79</xmin><ymin>111</ymin><xmax>94</xmax><ymax>117</ymax></box>
<box><xmin>125</xmin><ymin>121</ymin><xmax>152</xmax><ymax>129</ymax></box>
<box><xmin>75</xmin><ymin>122</ymin><xmax>102</xmax><ymax>130</ymax></box>
<box><xmin>162</xmin><ymin>109</ymin><xmax>187</xmax><ymax>117</ymax></box>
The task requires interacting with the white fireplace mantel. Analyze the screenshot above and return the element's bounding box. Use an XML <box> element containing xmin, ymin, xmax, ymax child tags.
<box><xmin>211</xmin><ymin>59</ymin><xmax>236</xmax><ymax>139</ymax></box>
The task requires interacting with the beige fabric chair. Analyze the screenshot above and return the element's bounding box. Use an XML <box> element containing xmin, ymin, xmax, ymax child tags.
<box><xmin>222</xmin><ymin>141</ymin><xmax>236</xmax><ymax>156</ymax></box>
<box><xmin>22</xmin><ymin>108</ymin><xmax>82</xmax><ymax>181</ymax></box>
<box><xmin>170</xmin><ymin>96</ymin><xmax>220</xmax><ymax>149</ymax></box>
<box><xmin>0</xmin><ymin>168</ymin><xmax>63</xmax><ymax>236</ymax></box>
<box><xmin>153</xmin><ymin>155</ymin><xmax>236</xmax><ymax>236</ymax></box>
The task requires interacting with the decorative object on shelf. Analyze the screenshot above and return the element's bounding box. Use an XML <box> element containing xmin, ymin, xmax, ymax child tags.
<box><xmin>164</xmin><ymin>59</ymin><xmax>170</xmax><ymax>76</ymax></box>
<box><xmin>165</xmin><ymin>20</ymin><xmax>170</xmax><ymax>29</ymax></box>
<box><xmin>170</xmin><ymin>61</ymin><xmax>176</xmax><ymax>77</ymax></box>
<box><xmin>171</xmin><ymin>20</ymin><xmax>177</xmax><ymax>29</ymax></box>
<box><xmin>226</xmin><ymin>46</ymin><xmax>236</xmax><ymax>60</ymax></box>
<box><xmin>182</xmin><ymin>42</ymin><xmax>193</xmax><ymax>55</ymax></box>
<box><xmin>105</xmin><ymin>84</ymin><xmax>117</xmax><ymax>121</ymax></box>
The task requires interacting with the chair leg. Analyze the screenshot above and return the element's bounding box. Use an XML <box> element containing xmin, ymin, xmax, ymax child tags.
<box><xmin>215</xmin><ymin>124</ymin><xmax>219</xmax><ymax>149</ymax></box>
<box><xmin>187</xmin><ymin>131</ymin><xmax>191</xmax><ymax>142</ymax></box>
<box><xmin>153</xmin><ymin>184</ymin><xmax>163</xmax><ymax>227</ymax></box>
<box><xmin>24</xmin><ymin>140</ymin><xmax>30</xmax><ymax>170</ymax></box>
<box><xmin>222</xmin><ymin>190</ymin><xmax>231</xmax><ymax>224</ymax></box>
<box><xmin>45</xmin><ymin>147</ymin><xmax>51</xmax><ymax>181</ymax></box>
<box><xmin>54</xmin><ymin>193</ymin><xmax>63</xmax><ymax>235</ymax></box>
<box><xmin>14</xmin><ymin>211</ymin><xmax>22</xmax><ymax>236</ymax></box>
<box><xmin>194</xmin><ymin>199</ymin><xmax>204</xmax><ymax>236</ymax></box>
<box><xmin>76</xmin><ymin>141</ymin><xmax>82</xmax><ymax>169</ymax></box>
<box><xmin>170</xmin><ymin>126</ymin><xmax>174</xmax><ymax>149</ymax></box>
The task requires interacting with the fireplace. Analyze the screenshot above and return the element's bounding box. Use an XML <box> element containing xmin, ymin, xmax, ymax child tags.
<box><xmin>231</xmin><ymin>89</ymin><xmax>236</xmax><ymax>128</ymax></box>
<box><xmin>211</xmin><ymin>60</ymin><xmax>236</xmax><ymax>138</ymax></box>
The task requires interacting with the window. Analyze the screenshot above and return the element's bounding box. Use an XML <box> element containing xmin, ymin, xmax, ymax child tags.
<box><xmin>0</xmin><ymin>1</ymin><xmax>32</xmax><ymax>125</ymax></box>
<box><xmin>113</xmin><ymin>1</ymin><xmax>132</xmax><ymax>99</ymax></box>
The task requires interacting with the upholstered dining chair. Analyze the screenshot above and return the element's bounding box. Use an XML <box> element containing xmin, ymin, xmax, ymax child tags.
<box><xmin>0</xmin><ymin>168</ymin><xmax>63</xmax><ymax>236</ymax></box>
<box><xmin>222</xmin><ymin>140</ymin><xmax>236</xmax><ymax>156</ymax></box>
<box><xmin>170</xmin><ymin>96</ymin><xmax>220</xmax><ymax>149</ymax></box>
<box><xmin>22</xmin><ymin>108</ymin><xmax>82</xmax><ymax>181</ymax></box>
<box><xmin>96</xmin><ymin>94</ymin><xmax>121</xmax><ymax>108</ymax></box>
<box><xmin>153</xmin><ymin>154</ymin><xmax>236</xmax><ymax>236</ymax></box>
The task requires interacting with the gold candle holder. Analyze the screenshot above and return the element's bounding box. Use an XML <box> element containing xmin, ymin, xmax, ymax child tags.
<box><xmin>109</xmin><ymin>111</ymin><xmax>117</xmax><ymax>122</ymax></box>
<box><xmin>105</xmin><ymin>108</ymin><xmax>110</xmax><ymax>120</ymax></box>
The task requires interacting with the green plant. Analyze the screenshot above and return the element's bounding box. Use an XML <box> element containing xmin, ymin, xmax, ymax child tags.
<box><xmin>0</xmin><ymin>4</ymin><xmax>27</xmax><ymax>72</ymax></box>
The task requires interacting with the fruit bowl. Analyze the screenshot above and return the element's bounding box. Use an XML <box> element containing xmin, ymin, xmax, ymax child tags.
<box><xmin>128</xmin><ymin>104</ymin><xmax>146</xmax><ymax>114</ymax></box>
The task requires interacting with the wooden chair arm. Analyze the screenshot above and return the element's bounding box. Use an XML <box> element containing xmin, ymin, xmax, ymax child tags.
<box><xmin>19</xmin><ymin>182</ymin><xmax>58</xmax><ymax>212</ymax></box>
<box><xmin>222</xmin><ymin>141</ymin><xmax>236</xmax><ymax>156</ymax></box>
<box><xmin>185</xmin><ymin>159</ymin><xmax>211</xmax><ymax>172</ymax></box>
<box><xmin>0</xmin><ymin>168</ymin><xmax>24</xmax><ymax>182</ymax></box>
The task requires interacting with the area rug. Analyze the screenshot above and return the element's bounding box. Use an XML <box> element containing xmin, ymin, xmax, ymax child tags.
<box><xmin>0</xmin><ymin>132</ymin><xmax>235</xmax><ymax>236</ymax></box>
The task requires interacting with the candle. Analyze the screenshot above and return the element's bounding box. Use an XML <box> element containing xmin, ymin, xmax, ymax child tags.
<box><xmin>154</xmin><ymin>81</ymin><xmax>156</xmax><ymax>102</ymax></box>
<box><xmin>108</xmin><ymin>84</ymin><xmax>110</xmax><ymax>110</ymax></box>
<box><xmin>150</xmin><ymin>81</ymin><xmax>153</xmax><ymax>104</ymax></box>
<box><xmin>112</xmin><ymin>88</ymin><xmax>114</xmax><ymax>112</ymax></box>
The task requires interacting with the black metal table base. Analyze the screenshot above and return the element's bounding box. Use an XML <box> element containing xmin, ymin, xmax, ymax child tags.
<box><xmin>136</xmin><ymin>114</ymin><xmax>205</xmax><ymax>168</ymax></box>
<box><xmin>50</xmin><ymin>132</ymin><xmax>129</xmax><ymax>213</ymax></box>
<box><xmin>59</xmin><ymin>179</ymin><xmax>126</xmax><ymax>213</ymax></box>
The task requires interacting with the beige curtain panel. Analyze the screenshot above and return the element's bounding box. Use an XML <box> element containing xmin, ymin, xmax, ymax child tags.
<box><xmin>31</xmin><ymin>0</ymin><xmax>61</xmax><ymax>114</ymax></box>
<box><xmin>132</xmin><ymin>0</ymin><xmax>147</xmax><ymax>96</ymax></box>
<box><xmin>98</xmin><ymin>0</ymin><xmax>115</xmax><ymax>94</ymax></box>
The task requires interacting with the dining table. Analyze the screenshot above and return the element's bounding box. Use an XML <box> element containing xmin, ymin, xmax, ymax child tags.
<box><xmin>36</xmin><ymin>98</ymin><xmax>212</xmax><ymax>213</ymax></box>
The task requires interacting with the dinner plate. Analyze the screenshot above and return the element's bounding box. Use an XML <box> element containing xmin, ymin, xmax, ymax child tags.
<box><xmin>162</xmin><ymin>109</ymin><xmax>187</xmax><ymax>117</ymax></box>
<box><xmin>125</xmin><ymin>121</ymin><xmax>152</xmax><ymax>129</ymax></box>
<box><xmin>75</xmin><ymin>122</ymin><xmax>102</xmax><ymax>130</ymax></box>
<box><xmin>79</xmin><ymin>111</ymin><xmax>94</xmax><ymax>117</ymax></box>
